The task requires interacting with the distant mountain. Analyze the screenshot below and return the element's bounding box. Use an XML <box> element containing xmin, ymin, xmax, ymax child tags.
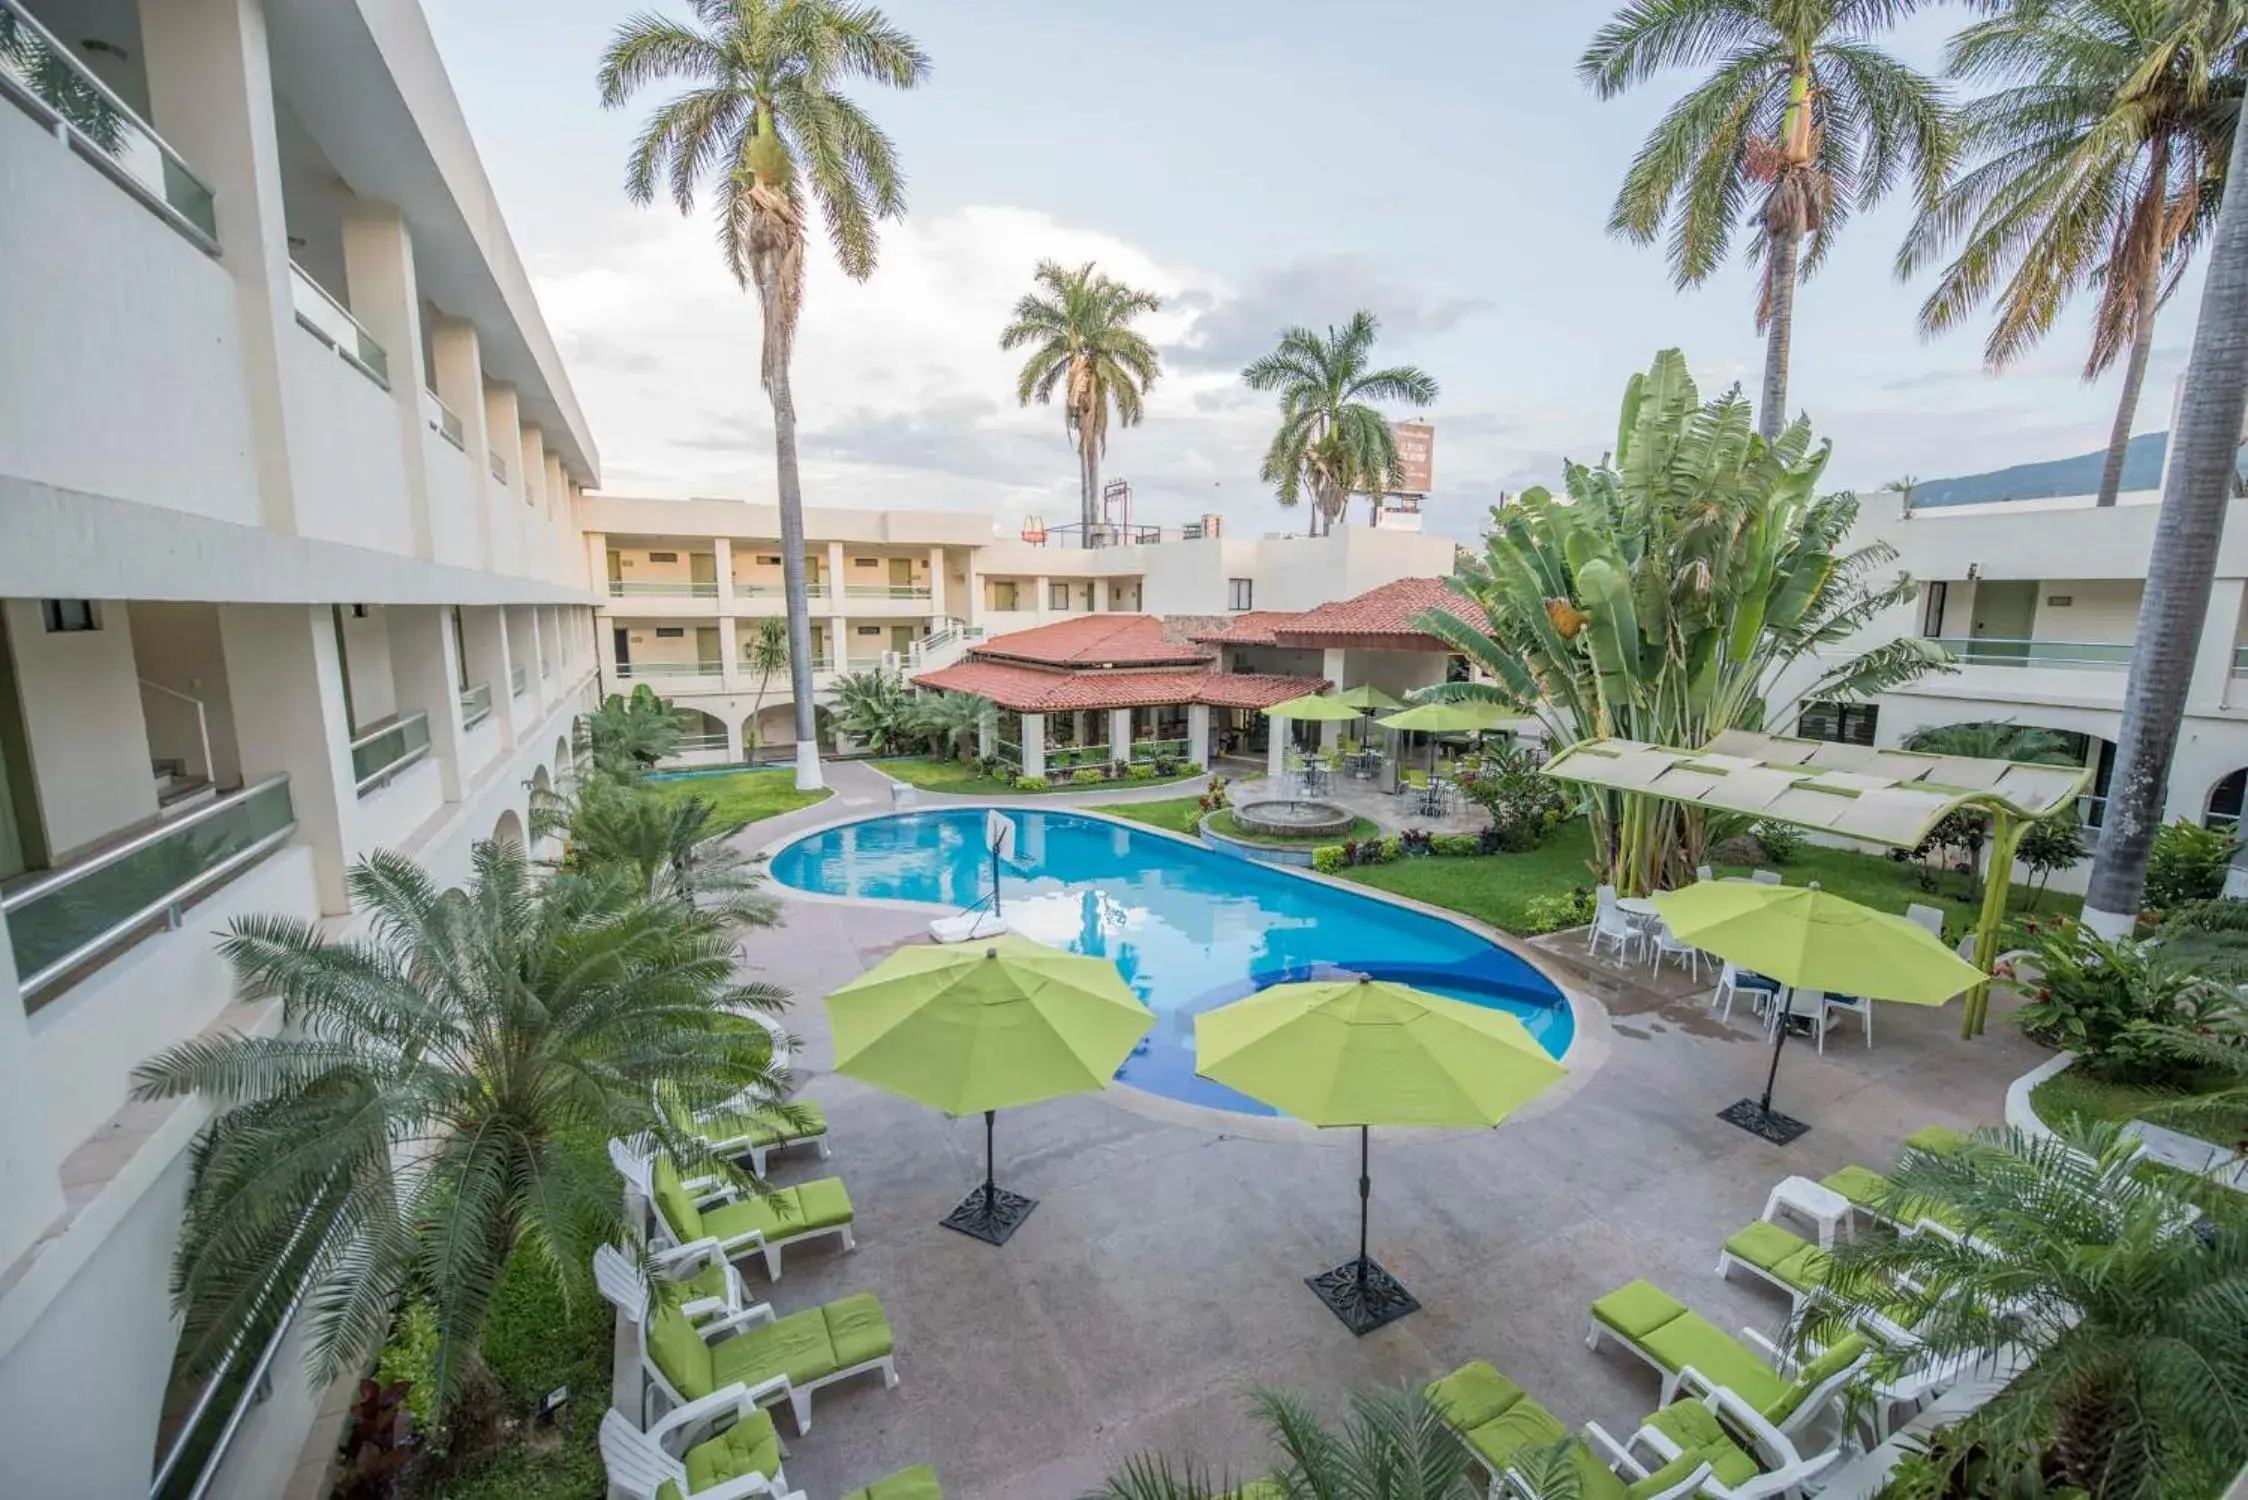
<box><xmin>1909</xmin><ymin>433</ymin><xmax>2167</xmax><ymax>508</ymax></box>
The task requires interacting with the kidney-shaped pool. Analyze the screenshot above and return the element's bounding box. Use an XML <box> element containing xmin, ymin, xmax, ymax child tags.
<box><xmin>769</xmin><ymin>808</ymin><xmax>1574</xmax><ymax>1116</ymax></box>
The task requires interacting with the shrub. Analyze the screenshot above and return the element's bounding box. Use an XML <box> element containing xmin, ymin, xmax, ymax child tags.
<box><xmin>1520</xmin><ymin>888</ymin><xmax>1598</xmax><ymax>934</ymax></box>
<box><xmin>1750</xmin><ymin>818</ymin><xmax>1806</xmax><ymax>864</ymax></box>
<box><xmin>2143</xmin><ymin>818</ymin><xmax>2238</xmax><ymax>913</ymax></box>
<box><xmin>1400</xmin><ymin>828</ymin><xmax>1434</xmax><ymax>857</ymax></box>
<box><xmin>1432</xmin><ymin>834</ymin><xmax>1482</xmax><ymax>857</ymax></box>
<box><xmin>1153</xmin><ymin>755</ymin><xmax>1179</xmax><ymax>776</ymax></box>
<box><xmin>1072</xmin><ymin>766</ymin><xmax>1106</xmax><ymax>785</ymax></box>
<box><xmin>1312</xmin><ymin>845</ymin><xmax>1346</xmax><ymax>874</ymax></box>
<box><xmin>1127</xmin><ymin>763</ymin><xmax>1157</xmax><ymax>782</ymax></box>
<box><xmin>2014</xmin><ymin>813</ymin><xmax>2085</xmax><ymax>908</ymax></box>
<box><xmin>374</xmin><ymin>1297</ymin><xmax>441</xmax><ymax>1429</ymax></box>
<box><xmin>973</xmin><ymin>754</ymin><xmax>1001</xmax><ymax>780</ymax></box>
<box><xmin>2007</xmin><ymin>915</ymin><xmax>2234</xmax><ymax>1082</ymax></box>
<box><xmin>1455</xmin><ymin>745</ymin><xmax>1569</xmax><ymax>852</ymax></box>
<box><xmin>1014</xmin><ymin>775</ymin><xmax>1046</xmax><ymax>792</ymax></box>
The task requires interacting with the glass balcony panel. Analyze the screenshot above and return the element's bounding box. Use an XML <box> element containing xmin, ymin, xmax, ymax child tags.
<box><xmin>423</xmin><ymin>389</ymin><xmax>464</xmax><ymax>449</ymax></box>
<box><xmin>459</xmin><ymin>682</ymin><xmax>493</xmax><ymax>730</ymax></box>
<box><xmin>1931</xmin><ymin>637</ymin><xmax>2132</xmax><ymax>669</ymax></box>
<box><xmin>288</xmin><ymin>263</ymin><xmax>390</xmax><ymax>388</ymax></box>
<box><xmin>351</xmin><ymin>712</ymin><xmax>431</xmax><ymax>795</ymax></box>
<box><xmin>2</xmin><ymin>776</ymin><xmax>295</xmax><ymax>1001</ymax></box>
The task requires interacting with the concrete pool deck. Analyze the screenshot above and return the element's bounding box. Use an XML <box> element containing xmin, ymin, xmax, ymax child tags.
<box><xmin>672</xmin><ymin>795</ymin><xmax>2053</xmax><ymax>1495</ymax></box>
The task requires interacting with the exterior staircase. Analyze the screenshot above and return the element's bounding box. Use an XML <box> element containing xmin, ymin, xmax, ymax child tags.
<box><xmin>152</xmin><ymin>758</ymin><xmax>215</xmax><ymax>816</ymax></box>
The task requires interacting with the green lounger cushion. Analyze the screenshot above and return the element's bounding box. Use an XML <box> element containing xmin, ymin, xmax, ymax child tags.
<box><xmin>1819</xmin><ymin>1163</ymin><xmax>1892</xmax><ymax>1208</ymax></box>
<box><xmin>707</xmin><ymin>1101</ymin><xmax>830</xmax><ymax>1148</ymax></box>
<box><xmin>677</xmin><ymin>1407</ymin><xmax>783</xmax><ymax>1497</ymax></box>
<box><xmin>681</xmin><ymin>1260</ymin><xmax>730</xmax><ymax>1304</ymax></box>
<box><xmin>1236</xmin><ymin>1484</ymin><xmax>1285</xmax><ymax>1500</ymax></box>
<box><xmin>1426</xmin><ymin>1359</ymin><xmax>1526</xmax><ymax>1432</ymax></box>
<box><xmin>712</xmin><ymin>1306</ymin><xmax>835</xmax><ymax>1391</ymax></box>
<box><xmin>824</xmin><ymin>1291</ymin><xmax>897</xmax><ymax>1369</ymax></box>
<box><xmin>1591</xmin><ymin>1279</ymin><xmax>1687</xmax><ymax>1342</ymax></box>
<box><xmin>1627</xmin><ymin>1451</ymin><xmax>1716</xmax><ymax>1499</ymax></box>
<box><xmin>653</xmin><ymin>1293</ymin><xmax>894</xmax><ymax>1401</ymax></box>
<box><xmin>1903</xmin><ymin>1123</ymin><xmax>1969</xmax><ymax>1156</ymax></box>
<box><xmin>1643</xmin><ymin>1401</ymin><xmax>1759</xmax><ymax>1489</ymax></box>
<box><xmin>1461</xmin><ymin>1395</ymin><xmax>1570</xmax><ymax>1471</ymax></box>
<box><xmin>653</xmin><ymin>1156</ymin><xmax>707</xmax><ymax>1241</ymax></box>
<box><xmin>1723</xmin><ymin>1221</ymin><xmax>1829</xmax><ymax>1292</ymax></box>
<box><xmin>701</xmin><ymin>1178</ymin><xmax>855</xmax><ymax>1243</ymax></box>
<box><xmin>1639</xmin><ymin>1311</ymin><xmax>1790</xmax><ymax>1412</ymax></box>
<box><xmin>841</xmin><ymin>1464</ymin><xmax>943</xmax><ymax>1500</ymax></box>
<box><xmin>1766</xmin><ymin>1333</ymin><xmax>1870</xmax><ymax>1424</ymax></box>
<box><xmin>650</xmin><ymin>1301</ymin><xmax>719</xmax><ymax>1399</ymax></box>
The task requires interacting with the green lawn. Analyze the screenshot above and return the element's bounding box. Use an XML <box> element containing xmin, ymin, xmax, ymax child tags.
<box><xmin>1336</xmin><ymin>820</ymin><xmax>2080</xmax><ymax>940</ymax></box>
<box><xmin>2032</xmin><ymin>1068</ymin><xmax>2248</xmax><ymax>1149</ymax></box>
<box><xmin>653</xmin><ymin>767</ymin><xmax>830</xmax><ymax>827</ymax></box>
<box><xmin>877</xmin><ymin>756</ymin><xmax>1205</xmax><ymax>797</ymax></box>
<box><xmin>1090</xmin><ymin>796</ymin><xmax>1207</xmax><ymax>836</ymax></box>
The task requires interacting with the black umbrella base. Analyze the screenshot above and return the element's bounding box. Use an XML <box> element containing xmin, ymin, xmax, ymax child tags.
<box><xmin>940</xmin><ymin>1184</ymin><xmax>1037</xmax><ymax>1245</ymax></box>
<box><xmin>1720</xmin><ymin>1098</ymin><xmax>1810</xmax><ymax>1146</ymax></box>
<box><xmin>1307</xmin><ymin>1256</ymin><xmax>1419</xmax><ymax>1335</ymax></box>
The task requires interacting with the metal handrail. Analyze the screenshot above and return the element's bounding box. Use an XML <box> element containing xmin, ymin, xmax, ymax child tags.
<box><xmin>459</xmin><ymin>681</ymin><xmax>493</xmax><ymax>730</ymax></box>
<box><xmin>608</xmin><ymin>580</ymin><xmax>720</xmax><ymax>597</ymax></box>
<box><xmin>489</xmin><ymin>447</ymin><xmax>509</xmax><ymax>484</ymax></box>
<box><xmin>737</xmin><ymin>582</ymin><xmax>831</xmax><ymax>598</ymax></box>
<box><xmin>139</xmin><ymin>679</ymin><xmax>213</xmax><ymax>786</ymax></box>
<box><xmin>673</xmin><ymin>733</ymin><xmax>730</xmax><ymax>752</ymax></box>
<box><xmin>1931</xmin><ymin>636</ymin><xmax>2133</xmax><ymax>669</ymax></box>
<box><xmin>622</xmin><ymin>661</ymin><xmax>725</xmax><ymax>678</ymax></box>
<box><xmin>288</xmin><ymin>263</ymin><xmax>390</xmax><ymax>388</ymax></box>
<box><xmin>0</xmin><ymin>0</ymin><xmax>218</xmax><ymax>250</ymax></box>
<box><xmin>422</xmin><ymin>388</ymin><xmax>464</xmax><ymax>449</ymax></box>
<box><xmin>843</xmin><ymin>584</ymin><xmax>933</xmax><ymax>599</ymax></box>
<box><xmin>350</xmin><ymin>712</ymin><xmax>431</xmax><ymax>795</ymax></box>
<box><xmin>2</xmin><ymin>775</ymin><xmax>295</xmax><ymax>998</ymax></box>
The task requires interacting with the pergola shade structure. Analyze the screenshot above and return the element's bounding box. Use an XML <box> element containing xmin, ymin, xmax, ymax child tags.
<box><xmin>1541</xmin><ymin>729</ymin><xmax>2091</xmax><ymax>1035</ymax></box>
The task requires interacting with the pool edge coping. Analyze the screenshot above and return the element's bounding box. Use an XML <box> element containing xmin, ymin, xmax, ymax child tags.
<box><xmin>745</xmin><ymin>802</ymin><xmax>1614</xmax><ymax>1144</ymax></box>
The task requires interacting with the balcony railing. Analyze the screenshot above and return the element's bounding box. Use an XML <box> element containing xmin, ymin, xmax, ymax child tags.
<box><xmin>423</xmin><ymin>389</ymin><xmax>464</xmax><ymax>450</ymax></box>
<box><xmin>608</xmin><ymin>579</ymin><xmax>720</xmax><ymax>598</ymax></box>
<box><xmin>844</xmin><ymin>584</ymin><xmax>933</xmax><ymax>600</ymax></box>
<box><xmin>737</xmin><ymin>582</ymin><xmax>831</xmax><ymax>599</ymax></box>
<box><xmin>289</xmin><ymin>263</ymin><xmax>390</xmax><ymax>389</ymax></box>
<box><xmin>459</xmin><ymin>682</ymin><xmax>493</xmax><ymax>731</ymax></box>
<box><xmin>674</xmin><ymin>733</ymin><xmax>729</xmax><ymax>753</ymax></box>
<box><xmin>995</xmin><ymin>740</ymin><xmax>1022</xmax><ymax>770</ymax></box>
<box><xmin>510</xmin><ymin>664</ymin><xmax>528</xmax><ymax>698</ymax></box>
<box><xmin>844</xmin><ymin>655</ymin><xmax>889</xmax><ymax>674</ymax></box>
<box><xmin>1</xmin><ymin>775</ymin><xmax>295</xmax><ymax>1004</ymax></box>
<box><xmin>489</xmin><ymin>447</ymin><xmax>509</xmax><ymax>485</ymax></box>
<box><xmin>2234</xmin><ymin>645</ymin><xmax>2248</xmax><ymax>677</ymax></box>
<box><xmin>1930</xmin><ymin>637</ymin><xmax>2133</xmax><ymax>669</ymax></box>
<box><xmin>0</xmin><ymin>0</ymin><xmax>218</xmax><ymax>250</ymax></box>
<box><xmin>1028</xmin><ymin>522</ymin><xmax>1161</xmax><ymax>549</ymax></box>
<box><xmin>351</xmin><ymin>713</ymin><xmax>431</xmax><ymax>796</ymax></box>
<box><xmin>621</xmin><ymin>661</ymin><xmax>725</xmax><ymax>679</ymax></box>
<box><xmin>807</xmin><ymin>653</ymin><xmax>836</xmax><ymax>673</ymax></box>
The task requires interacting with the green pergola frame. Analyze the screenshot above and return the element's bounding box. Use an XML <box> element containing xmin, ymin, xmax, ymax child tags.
<box><xmin>1541</xmin><ymin>729</ymin><xmax>2092</xmax><ymax>1036</ymax></box>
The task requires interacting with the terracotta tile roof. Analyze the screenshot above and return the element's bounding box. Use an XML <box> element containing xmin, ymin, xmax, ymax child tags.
<box><xmin>1186</xmin><ymin>612</ymin><xmax>1298</xmax><ymax>646</ymax></box>
<box><xmin>973</xmin><ymin>614</ymin><xmax>1209</xmax><ymax>667</ymax></box>
<box><xmin>913</xmin><ymin>660</ymin><xmax>1327</xmax><ymax>713</ymax></box>
<box><xmin>1273</xmin><ymin>577</ymin><xmax>1488</xmax><ymax>644</ymax></box>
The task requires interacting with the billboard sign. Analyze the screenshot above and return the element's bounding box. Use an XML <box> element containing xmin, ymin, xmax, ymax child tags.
<box><xmin>1391</xmin><ymin>421</ymin><xmax>1434</xmax><ymax>494</ymax></box>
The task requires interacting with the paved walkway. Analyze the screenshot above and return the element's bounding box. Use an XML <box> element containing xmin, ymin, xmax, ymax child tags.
<box><xmin>685</xmin><ymin>784</ymin><xmax>2058</xmax><ymax>1497</ymax></box>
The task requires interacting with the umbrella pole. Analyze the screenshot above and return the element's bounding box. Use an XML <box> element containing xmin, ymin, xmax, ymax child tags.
<box><xmin>938</xmin><ymin>1107</ymin><xmax>1038</xmax><ymax>1247</ymax></box>
<box><xmin>1306</xmin><ymin>1123</ymin><xmax>1419</xmax><ymax>1336</ymax></box>
<box><xmin>1718</xmin><ymin>987</ymin><xmax>1810</xmax><ymax>1145</ymax></box>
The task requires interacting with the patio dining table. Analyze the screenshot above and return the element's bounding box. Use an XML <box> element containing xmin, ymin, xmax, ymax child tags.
<box><xmin>1346</xmin><ymin>748</ymin><xmax>1385</xmax><ymax>780</ymax></box>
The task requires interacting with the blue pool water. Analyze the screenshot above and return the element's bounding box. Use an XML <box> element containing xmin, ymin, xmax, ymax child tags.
<box><xmin>769</xmin><ymin>809</ymin><xmax>1573</xmax><ymax>1116</ymax></box>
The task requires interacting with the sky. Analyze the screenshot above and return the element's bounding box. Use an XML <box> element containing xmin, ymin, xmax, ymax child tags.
<box><xmin>423</xmin><ymin>0</ymin><xmax>2211</xmax><ymax>546</ymax></box>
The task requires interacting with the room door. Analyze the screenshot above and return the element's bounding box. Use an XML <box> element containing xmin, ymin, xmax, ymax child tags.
<box><xmin>1969</xmin><ymin>580</ymin><xmax>2037</xmax><ymax>664</ymax></box>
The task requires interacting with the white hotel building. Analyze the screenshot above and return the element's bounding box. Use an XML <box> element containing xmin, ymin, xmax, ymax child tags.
<box><xmin>0</xmin><ymin>1</ymin><xmax>600</xmax><ymax>1495</ymax></box>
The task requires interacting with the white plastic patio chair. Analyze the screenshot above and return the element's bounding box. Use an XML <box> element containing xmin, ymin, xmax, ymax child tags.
<box><xmin>1904</xmin><ymin>903</ymin><xmax>1946</xmax><ymax>942</ymax></box>
<box><xmin>1622</xmin><ymin>1382</ymin><xmax>1847</xmax><ymax>1499</ymax></box>
<box><xmin>594</xmin><ymin>1241</ymin><xmax>744</xmax><ymax>1327</ymax></box>
<box><xmin>1647</xmin><ymin>921</ymin><xmax>1703</xmax><ymax>981</ymax></box>
<box><xmin>1821</xmin><ymin>991</ymin><xmax>1874</xmax><ymax>1049</ymax></box>
<box><xmin>1588</xmin><ymin>887</ymin><xmax>1642</xmax><ymax>963</ymax></box>
<box><xmin>1767</xmin><ymin>986</ymin><xmax>1831</xmax><ymax>1045</ymax></box>
<box><xmin>1710</xmin><ymin>961</ymin><xmax>1777</xmax><ymax>1024</ymax></box>
<box><xmin>1751</xmin><ymin>869</ymin><xmax>1783</xmax><ymax>885</ymax></box>
<box><xmin>1695</xmin><ymin>865</ymin><xmax>1714</xmax><ymax>884</ymax></box>
<box><xmin>600</xmin><ymin>1404</ymin><xmax>797</xmax><ymax>1500</ymax></box>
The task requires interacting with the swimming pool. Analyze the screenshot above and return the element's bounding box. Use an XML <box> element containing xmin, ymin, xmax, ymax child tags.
<box><xmin>769</xmin><ymin>809</ymin><xmax>1574</xmax><ymax>1116</ymax></box>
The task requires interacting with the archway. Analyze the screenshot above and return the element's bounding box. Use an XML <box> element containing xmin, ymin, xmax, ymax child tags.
<box><xmin>492</xmin><ymin>807</ymin><xmax>526</xmax><ymax>850</ymax></box>
<box><xmin>742</xmin><ymin>704</ymin><xmax>793</xmax><ymax>765</ymax></box>
<box><xmin>553</xmin><ymin>735</ymin><xmax>571</xmax><ymax>776</ymax></box>
<box><xmin>674</xmin><ymin>706</ymin><xmax>726</xmax><ymax>756</ymax></box>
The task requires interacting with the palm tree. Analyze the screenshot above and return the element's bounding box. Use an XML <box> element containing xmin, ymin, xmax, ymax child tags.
<box><xmin>1241</xmin><ymin>312</ymin><xmax>1440</xmax><ymax>534</ymax></box>
<box><xmin>598</xmin><ymin>1</ymin><xmax>930</xmax><ymax>794</ymax></box>
<box><xmin>1905</xmin><ymin>719</ymin><xmax>2082</xmax><ymax>764</ymax></box>
<box><xmin>583</xmin><ymin>684</ymin><xmax>684</xmax><ymax>780</ymax></box>
<box><xmin>1001</xmin><ymin>260</ymin><xmax>1163</xmax><ymax>545</ymax></box>
<box><xmin>1901</xmin><ymin>0</ymin><xmax>2246</xmax><ymax>508</ymax></box>
<box><xmin>2085</xmin><ymin>96</ymin><xmax>2248</xmax><ymax>934</ymax></box>
<box><xmin>830</xmin><ymin>666</ymin><xmax>914</xmax><ymax>753</ymax></box>
<box><xmin>132</xmin><ymin>843</ymin><xmax>788</xmax><ymax>1419</ymax></box>
<box><xmin>1800</xmin><ymin>1120</ymin><xmax>2248</xmax><ymax>1497</ymax></box>
<box><xmin>910</xmin><ymin>689</ymin><xmax>994</xmax><ymax>763</ymax></box>
<box><xmin>1580</xmin><ymin>0</ymin><xmax>1955</xmax><ymax>440</ymax></box>
<box><xmin>533</xmin><ymin>777</ymin><xmax>778</xmax><ymax>924</ymax></box>
<box><xmin>742</xmin><ymin>615</ymin><xmax>790</xmax><ymax>763</ymax></box>
<box><xmin>1091</xmin><ymin>1387</ymin><xmax>1478</xmax><ymax>1500</ymax></box>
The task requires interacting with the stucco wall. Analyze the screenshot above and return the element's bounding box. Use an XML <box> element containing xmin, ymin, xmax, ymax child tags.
<box><xmin>127</xmin><ymin>602</ymin><xmax>245</xmax><ymax>791</ymax></box>
<box><xmin>5</xmin><ymin>599</ymin><xmax>157</xmax><ymax>859</ymax></box>
<box><xmin>425</xmin><ymin>429</ymin><xmax>480</xmax><ymax>569</ymax></box>
<box><xmin>280</xmin><ymin>331</ymin><xmax>415</xmax><ymax>557</ymax></box>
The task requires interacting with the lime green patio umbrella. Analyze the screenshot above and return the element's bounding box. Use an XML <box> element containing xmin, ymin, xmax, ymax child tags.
<box><xmin>1650</xmin><ymin>881</ymin><xmax>1984</xmax><ymax>1145</ymax></box>
<box><xmin>1266</xmin><ymin>693</ymin><xmax>1363</xmax><ymax>721</ymax></box>
<box><xmin>1196</xmin><ymin>975</ymin><xmax>1567</xmax><ymax>1332</ymax></box>
<box><xmin>825</xmin><ymin>934</ymin><xmax>1153</xmax><ymax>1244</ymax></box>
<box><xmin>1376</xmin><ymin>701</ymin><xmax>1505</xmax><ymax>732</ymax></box>
<box><xmin>1329</xmin><ymin>684</ymin><xmax>1403</xmax><ymax>711</ymax></box>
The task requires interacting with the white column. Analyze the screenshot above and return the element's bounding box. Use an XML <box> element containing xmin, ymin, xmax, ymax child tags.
<box><xmin>725</xmin><ymin>713</ymin><xmax>746</xmax><ymax>763</ymax></box>
<box><xmin>1269</xmin><ymin>719</ymin><xmax>1289</xmax><ymax>779</ymax></box>
<box><xmin>385</xmin><ymin>606</ymin><xmax>466</xmax><ymax>804</ymax></box>
<box><xmin>1091</xmin><ymin>579</ymin><xmax>1108</xmax><ymax>613</ymax></box>
<box><xmin>1188</xmin><ymin>703</ymin><xmax>1212</xmax><ymax>769</ymax></box>
<box><xmin>928</xmin><ymin>546</ymin><xmax>946</xmax><ymax>618</ymax></box>
<box><xmin>965</xmin><ymin>564</ymin><xmax>983</xmax><ymax>627</ymax></box>
<box><xmin>1109</xmin><ymin>707</ymin><xmax>1133</xmax><ymax>763</ymax></box>
<box><xmin>1022</xmin><ymin>713</ymin><xmax>1047</xmax><ymax>780</ymax></box>
<box><xmin>218</xmin><ymin>605</ymin><xmax>359</xmax><ymax>914</ymax></box>
<box><xmin>593</xmin><ymin>611</ymin><xmax>619</xmax><ymax>693</ymax></box>
<box><xmin>139</xmin><ymin>0</ymin><xmax>302</xmax><ymax>534</ymax></box>
<box><xmin>341</xmin><ymin>201</ymin><xmax>433</xmax><ymax>558</ymax></box>
<box><xmin>719</xmin><ymin>616</ymin><xmax>742</xmax><ymax>693</ymax></box>
<box><xmin>484</xmin><ymin>384</ymin><xmax>522</xmax><ymax>572</ymax></box>
<box><xmin>1320</xmin><ymin>648</ymin><xmax>1349</xmax><ymax>750</ymax></box>
<box><xmin>2189</xmin><ymin>578</ymin><xmax>2246</xmax><ymax>710</ymax></box>
<box><xmin>461</xmin><ymin>606</ymin><xmax>518</xmax><ymax>751</ymax></box>
<box><xmin>977</xmin><ymin>706</ymin><xmax>997</xmax><ymax>759</ymax></box>
<box><xmin>544</xmin><ymin>452</ymin><xmax>567</xmax><ymax>526</ymax></box>
<box><xmin>431</xmin><ymin>317</ymin><xmax>490</xmax><ymax>568</ymax></box>
<box><xmin>826</xmin><ymin>542</ymin><xmax>847</xmax><ymax>617</ymax></box>
<box><xmin>0</xmin><ymin>929</ymin><xmax>62</xmax><ymax>1271</ymax></box>
<box><xmin>714</xmin><ymin>538</ymin><xmax>736</xmax><ymax>610</ymax></box>
<box><xmin>527</xmin><ymin>607</ymin><xmax>550</xmax><ymax>715</ymax></box>
<box><xmin>1035</xmin><ymin>576</ymin><xmax>1053</xmax><ymax>619</ymax></box>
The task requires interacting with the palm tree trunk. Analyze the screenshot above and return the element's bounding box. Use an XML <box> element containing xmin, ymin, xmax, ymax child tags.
<box><xmin>1759</xmin><ymin>227</ymin><xmax>1801</xmax><ymax>443</ymax></box>
<box><xmin>769</xmin><ymin>362</ymin><xmax>824</xmax><ymax>791</ymax></box>
<box><xmin>1079</xmin><ymin>429</ymin><xmax>1099</xmax><ymax>547</ymax></box>
<box><xmin>2083</xmin><ymin>103</ymin><xmax>2248</xmax><ymax>935</ymax></box>
<box><xmin>2096</xmin><ymin>243</ymin><xmax>2165</xmax><ymax>509</ymax></box>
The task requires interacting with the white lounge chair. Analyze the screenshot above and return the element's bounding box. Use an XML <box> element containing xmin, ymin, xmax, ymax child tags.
<box><xmin>595</xmin><ymin>1241</ymin><xmax>745</xmax><ymax>1328</ymax></box>
<box><xmin>611</xmin><ymin>1135</ymin><xmax>856</xmax><ymax>1282</ymax></box>
<box><xmin>600</xmin><ymin>1398</ymin><xmax>794</xmax><ymax>1500</ymax></box>
<box><xmin>1750</xmin><ymin>869</ymin><xmax>1783</xmax><ymax>885</ymax></box>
